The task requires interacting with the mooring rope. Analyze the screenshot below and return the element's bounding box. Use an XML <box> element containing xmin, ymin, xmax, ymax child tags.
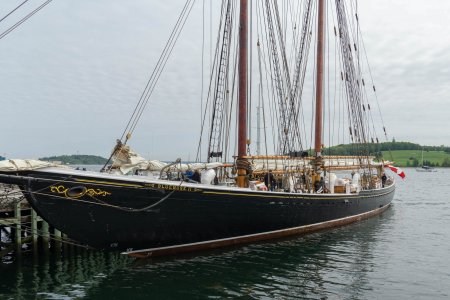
<box><xmin>0</xmin><ymin>220</ymin><xmax>91</xmax><ymax>249</ymax></box>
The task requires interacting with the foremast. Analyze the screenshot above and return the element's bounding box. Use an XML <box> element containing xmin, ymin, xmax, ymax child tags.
<box><xmin>237</xmin><ymin>0</ymin><xmax>248</xmax><ymax>187</ymax></box>
<box><xmin>313</xmin><ymin>0</ymin><xmax>325</xmax><ymax>180</ymax></box>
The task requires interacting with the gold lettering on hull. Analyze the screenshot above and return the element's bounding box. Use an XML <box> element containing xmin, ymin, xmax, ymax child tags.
<box><xmin>145</xmin><ymin>183</ymin><xmax>201</xmax><ymax>193</ymax></box>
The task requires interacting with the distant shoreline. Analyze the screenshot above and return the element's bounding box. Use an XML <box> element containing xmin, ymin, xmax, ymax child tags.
<box><xmin>39</xmin><ymin>154</ymin><xmax>107</xmax><ymax>165</ymax></box>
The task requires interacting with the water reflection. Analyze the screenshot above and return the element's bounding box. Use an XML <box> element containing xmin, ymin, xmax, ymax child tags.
<box><xmin>0</xmin><ymin>250</ymin><xmax>132</xmax><ymax>299</ymax></box>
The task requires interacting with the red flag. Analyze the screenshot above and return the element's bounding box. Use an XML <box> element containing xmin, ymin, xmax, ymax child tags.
<box><xmin>384</xmin><ymin>164</ymin><xmax>406</xmax><ymax>179</ymax></box>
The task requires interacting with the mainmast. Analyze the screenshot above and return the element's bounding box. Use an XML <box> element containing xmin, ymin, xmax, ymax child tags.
<box><xmin>237</xmin><ymin>0</ymin><xmax>248</xmax><ymax>188</ymax></box>
<box><xmin>314</xmin><ymin>0</ymin><xmax>325</xmax><ymax>159</ymax></box>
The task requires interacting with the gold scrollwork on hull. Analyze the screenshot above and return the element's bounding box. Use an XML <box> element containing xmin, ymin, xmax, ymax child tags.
<box><xmin>84</xmin><ymin>189</ymin><xmax>111</xmax><ymax>197</ymax></box>
<box><xmin>50</xmin><ymin>185</ymin><xmax>111</xmax><ymax>199</ymax></box>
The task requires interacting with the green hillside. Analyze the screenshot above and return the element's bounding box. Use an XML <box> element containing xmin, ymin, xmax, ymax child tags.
<box><xmin>324</xmin><ymin>141</ymin><xmax>450</xmax><ymax>156</ymax></box>
<box><xmin>382</xmin><ymin>150</ymin><xmax>450</xmax><ymax>167</ymax></box>
<box><xmin>39</xmin><ymin>155</ymin><xmax>108</xmax><ymax>165</ymax></box>
<box><xmin>322</xmin><ymin>141</ymin><xmax>450</xmax><ymax>167</ymax></box>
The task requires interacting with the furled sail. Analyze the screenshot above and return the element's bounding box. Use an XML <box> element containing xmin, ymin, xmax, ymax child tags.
<box><xmin>110</xmin><ymin>144</ymin><xmax>223</xmax><ymax>175</ymax></box>
<box><xmin>0</xmin><ymin>159</ymin><xmax>61</xmax><ymax>172</ymax></box>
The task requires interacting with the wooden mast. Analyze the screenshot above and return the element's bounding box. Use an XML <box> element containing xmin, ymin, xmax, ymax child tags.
<box><xmin>314</xmin><ymin>0</ymin><xmax>325</xmax><ymax>158</ymax></box>
<box><xmin>237</xmin><ymin>0</ymin><xmax>248</xmax><ymax>187</ymax></box>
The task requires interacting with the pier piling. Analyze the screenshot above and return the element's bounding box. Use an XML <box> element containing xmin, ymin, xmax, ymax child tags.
<box><xmin>31</xmin><ymin>209</ymin><xmax>38</xmax><ymax>249</ymax></box>
<box><xmin>14</xmin><ymin>201</ymin><xmax>21</xmax><ymax>249</ymax></box>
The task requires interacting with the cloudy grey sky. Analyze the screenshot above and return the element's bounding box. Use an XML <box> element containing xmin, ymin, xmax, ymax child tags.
<box><xmin>1</xmin><ymin>0</ymin><xmax>449</xmax><ymax>160</ymax></box>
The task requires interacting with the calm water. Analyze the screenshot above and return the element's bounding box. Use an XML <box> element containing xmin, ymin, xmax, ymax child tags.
<box><xmin>1</xmin><ymin>168</ymin><xmax>449</xmax><ymax>299</ymax></box>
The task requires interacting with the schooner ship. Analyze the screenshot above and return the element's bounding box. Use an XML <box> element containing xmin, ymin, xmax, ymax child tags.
<box><xmin>0</xmin><ymin>0</ymin><xmax>400</xmax><ymax>257</ymax></box>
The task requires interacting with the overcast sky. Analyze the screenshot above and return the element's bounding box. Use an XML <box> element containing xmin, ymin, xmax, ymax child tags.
<box><xmin>1</xmin><ymin>0</ymin><xmax>449</xmax><ymax>160</ymax></box>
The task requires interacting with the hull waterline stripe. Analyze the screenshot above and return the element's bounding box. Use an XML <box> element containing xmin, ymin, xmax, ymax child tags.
<box><xmin>122</xmin><ymin>203</ymin><xmax>391</xmax><ymax>258</ymax></box>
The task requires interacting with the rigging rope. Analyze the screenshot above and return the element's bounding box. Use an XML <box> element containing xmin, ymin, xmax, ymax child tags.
<box><xmin>0</xmin><ymin>0</ymin><xmax>30</xmax><ymax>24</ymax></box>
<box><xmin>196</xmin><ymin>0</ymin><xmax>234</xmax><ymax>162</ymax></box>
<box><xmin>119</xmin><ymin>0</ymin><xmax>196</xmax><ymax>144</ymax></box>
<box><xmin>207</xmin><ymin>0</ymin><xmax>235</xmax><ymax>162</ymax></box>
<box><xmin>101</xmin><ymin>0</ymin><xmax>197</xmax><ymax>170</ymax></box>
<box><xmin>0</xmin><ymin>0</ymin><xmax>53</xmax><ymax>40</ymax></box>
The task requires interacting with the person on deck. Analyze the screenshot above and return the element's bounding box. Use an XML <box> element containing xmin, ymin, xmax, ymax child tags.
<box><xmin>381</xmin><ymin>173</ymin><xmax>387</xmax><ymax>188</ymax></box>
<box><xmin>314</xmin><ymin>177</ymin><xmax>325</xmax><ymax>193</ymax></box>
<box><xmin>192</xmin><ymin>170</ymin><xmax>201</xmax><ymax>183</ymax></box>
<box><xmin>264</xmin><ymin>170</ymin><xmax>276</xmax><ymax>191</ymax></box>
<box><xmin>185</xmin><ymin>169</ymin><xmax>194</xmax><ymax>179</ymax></box>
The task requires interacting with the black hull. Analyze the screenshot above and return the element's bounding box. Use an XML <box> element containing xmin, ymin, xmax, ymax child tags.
<box><xmin>0</xmin><ymin>169</ymin><xmax>395</xmax><ymax>253</ymax></box>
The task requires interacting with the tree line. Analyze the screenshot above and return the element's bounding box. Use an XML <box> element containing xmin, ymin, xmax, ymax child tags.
<box><xmin>39</xmin><ymin>155</ymin><xmax>108</xmax><ymax>165</ymax></box>
<box><xmin>323</xmin><ymin>141</ymin><xmax>450</xmax><ymax>156</ymax></box>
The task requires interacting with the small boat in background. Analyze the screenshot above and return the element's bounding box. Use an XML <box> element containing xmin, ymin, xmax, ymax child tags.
<box><xmin>416</xmin><ymin>165</ymin><xmax>437</xmax><ymax>172</ymax></box>
<box><xmin>416</xmin><ymin>149</ymin><xmax>437</xmax><ymax>172</ymax></box>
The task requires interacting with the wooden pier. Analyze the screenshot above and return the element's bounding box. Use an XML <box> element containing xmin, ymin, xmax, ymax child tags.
<box><xmin>1</xmin><ymin>184</ymin><xmax>78</xmax><ymax>259</ymax></box>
